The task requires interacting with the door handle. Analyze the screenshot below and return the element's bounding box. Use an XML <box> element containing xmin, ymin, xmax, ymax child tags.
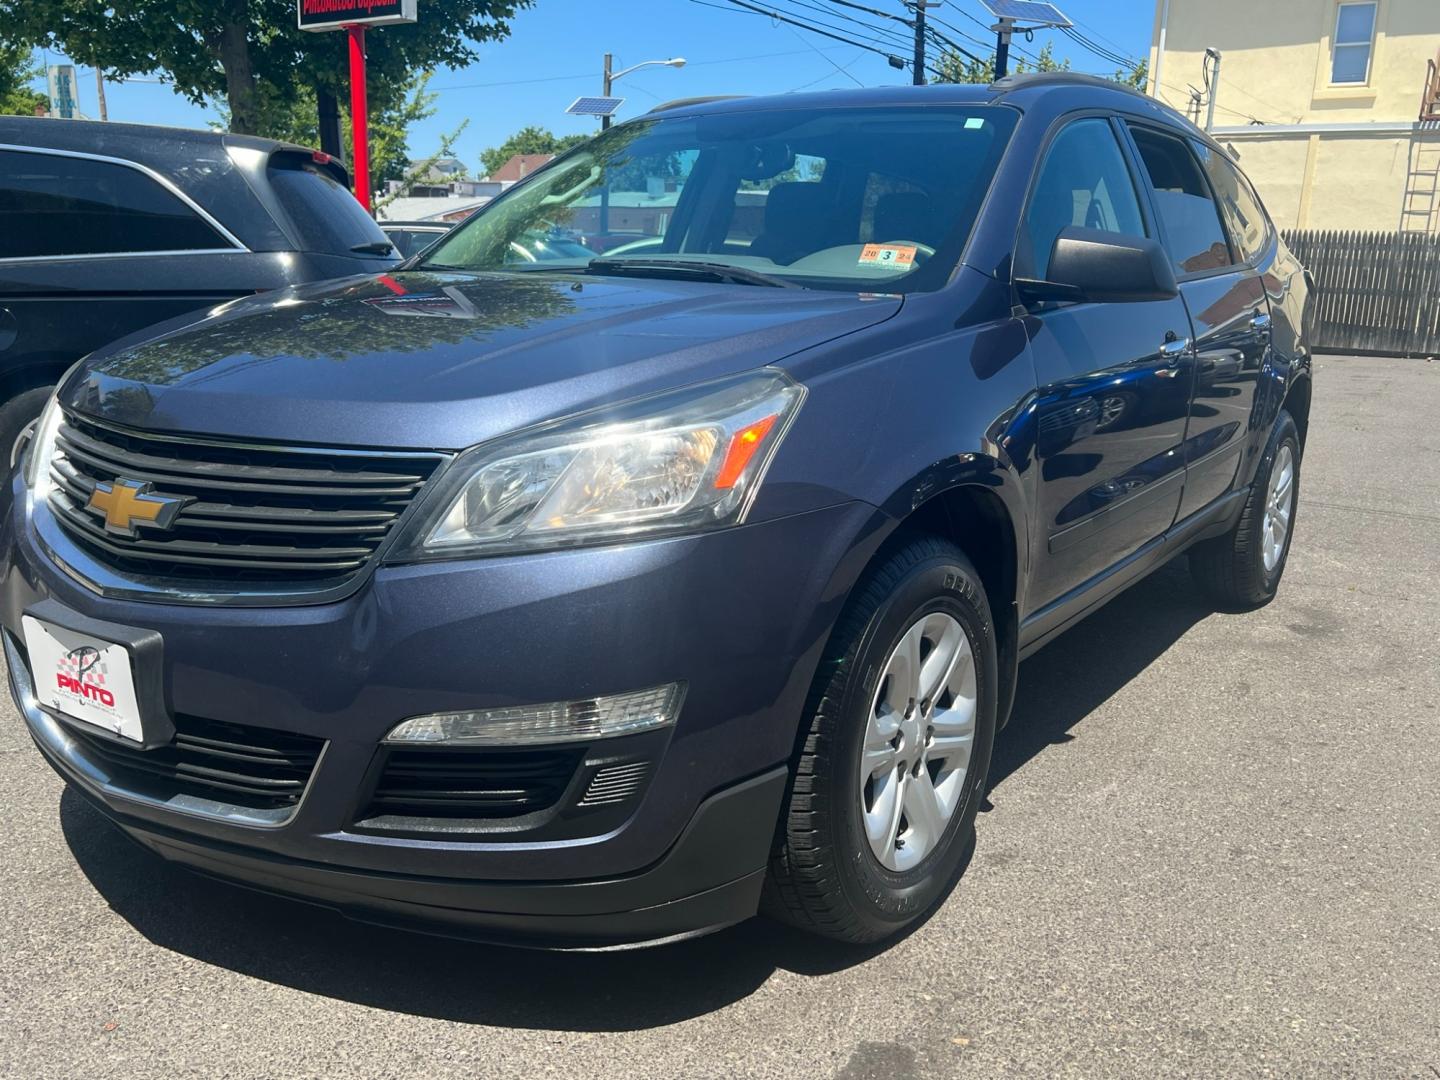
<box><xmin>1251</xmin><ymin>311</ymin><xmax>1272</xmax><ymax>332</ymax></box>
<box><xmin>1159</xmin><ymin>336</ymin><xmax>1192</xmax><ymax>365</ymax></box>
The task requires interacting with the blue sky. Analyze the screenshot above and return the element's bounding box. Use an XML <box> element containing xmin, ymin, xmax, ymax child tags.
<box><xmin>26</xmin><ymin>0</ymin><xmax>1153</xmax><ymax>169</ymax></box>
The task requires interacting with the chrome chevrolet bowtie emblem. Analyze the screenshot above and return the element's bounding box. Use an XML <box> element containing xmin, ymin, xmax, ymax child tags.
<box><xmin>84</xmin><ymin>479</ymin><xmax>189</xmax><ymax>537</ymax></box>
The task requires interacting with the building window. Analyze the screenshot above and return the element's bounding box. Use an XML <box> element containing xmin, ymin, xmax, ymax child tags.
<box><xmin>1331</xmin><ymin>2</ymin><xmax>1377</xmax><ymax>85</ymax></box>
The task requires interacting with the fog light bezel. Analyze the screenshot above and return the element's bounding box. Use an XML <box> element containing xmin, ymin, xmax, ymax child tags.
<box><xmin>384</xmin><ymin>683</ymin><xmax>686</xmax><ymax>747</ymax></box>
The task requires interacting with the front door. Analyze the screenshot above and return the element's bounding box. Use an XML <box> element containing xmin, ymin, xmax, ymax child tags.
<box><xmin>1021</xmin><ymin>117</ymin><xmax>1194</xmax><ymax>611</ymax></box>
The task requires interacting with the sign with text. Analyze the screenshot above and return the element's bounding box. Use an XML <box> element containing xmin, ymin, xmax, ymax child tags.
<box><xmin>298</xmin><ymin>0</ymin><xmax>417</xmax><ymax>32</ymax></box>
<box><xmin>46</xmin><ymin>65</ymin><xmax>78</xmax><ymax>119</ymax></box>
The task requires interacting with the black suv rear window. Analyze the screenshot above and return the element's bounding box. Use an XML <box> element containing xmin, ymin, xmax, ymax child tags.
<box><xmin>265</xmin><ymin>154</ymin><xmax>390</xmax><ymax>256</ymax></box>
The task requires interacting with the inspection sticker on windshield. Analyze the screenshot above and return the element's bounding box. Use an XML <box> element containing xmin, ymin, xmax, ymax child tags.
<box><xmin>858</xmin><ymin>244</ymin><xmax>917</xmax><ymax>269</ymax></box>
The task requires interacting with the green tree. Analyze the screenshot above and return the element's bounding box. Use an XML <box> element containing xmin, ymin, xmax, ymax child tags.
<box><xmin>373</xmin><ymin>116</ymin><xmax>472</xmax><ymax>214</ymax></box>
<box><xmin>1114</xmin><ymin>58</ymin><xmax>1149</xmax><ymax>92</ymax></box>
<box><xmin>221</xmin><ymin>69</ymin><xmax>441</xmax><ymax>188</ymax></box>
<box><xmin>480</xmin><ymin>125</ymin><xmax>590</xmax><ymax>178</ymax></box>
<box><xmin>936</xmin><ymin>39</ymin><xmax>1069</xmax><ymax>84</ymax></box>
<box><xmin>0</xmin><ymin>0</ymin><xmax>530</xmax><ymax>136</ymax></box>
<box><xmin>0</xmin><ymin>42</ymin><xmax>48</xmax><ymax>116</ymax></box>
<box><xmin>936</xmin><ymin>39</ymin><xmax>1148</xmax><ymax>92</ymax></box>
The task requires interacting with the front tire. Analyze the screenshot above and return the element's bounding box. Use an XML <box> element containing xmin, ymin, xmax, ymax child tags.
<box><xmin>763</xmin><ymin>536</ymin><xmax>998</xmax><ymax>943</ymax></box>
<box><xmin>1189</xmin><ymin>409</ymin><xmax>1301</xmax><ymax>609</ymax></box>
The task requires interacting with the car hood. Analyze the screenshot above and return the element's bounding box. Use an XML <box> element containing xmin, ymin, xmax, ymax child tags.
<box><xmin>63</xmin><ymin>270</ymin><xmax>903</xmax><ymax>450</ymax></box>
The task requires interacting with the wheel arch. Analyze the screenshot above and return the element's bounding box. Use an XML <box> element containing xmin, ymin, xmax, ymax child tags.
<box><xmin>0</xmin><ymin>352</ymin><xmax>74</xmax><ymax>403</ymax></box>
<box><xmin>822</xmin><ymin>457</ymin><xmax>1027</xmax><ymax>732</ymax></box>
<box><xmin>1283</xmin><ymin>370</ymin><xmax>1313</xmax><ymax>451</ymax></box>
<box><xmin>892</xmin><ymin>482</ymin><xmax>1023</xmax><ymax>729</ymax></box>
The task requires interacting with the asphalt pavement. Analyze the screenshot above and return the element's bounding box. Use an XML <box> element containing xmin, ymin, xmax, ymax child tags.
<box><xmin>2</xmin><ymin>354</ymin><xmax>1437</xmax><ymax>1079</ymax></box>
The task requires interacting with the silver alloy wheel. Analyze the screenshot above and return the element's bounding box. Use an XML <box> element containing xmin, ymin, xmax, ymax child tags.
<box><xmin>859</xmin><ymin>611</ymin><xmax>978</xmax><ymax>872</ymax></box>
<box><xmin>1262</xmin><ymin>444</ymin><xmax>1295</xmax><ymax>572</ymax></box>
<box><xmin>1096</xmin><ymin>394</ymin><xmax>1127</xmax><ymax>429</ymax></box>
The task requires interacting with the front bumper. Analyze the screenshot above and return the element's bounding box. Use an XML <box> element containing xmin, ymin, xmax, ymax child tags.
<box><xmin>2</xmin><ymin>476</ymin><xmax>879</xmax><ymax>944</ymax></box>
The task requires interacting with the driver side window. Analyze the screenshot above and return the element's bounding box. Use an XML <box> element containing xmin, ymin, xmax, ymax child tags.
<box><xmin>1023</xmin><ymin>118</ymin><xmax>1146</xmax><ymax>278</ymax></box>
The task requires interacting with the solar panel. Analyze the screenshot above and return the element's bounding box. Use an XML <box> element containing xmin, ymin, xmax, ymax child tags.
<box><xmin>977</xmin><ymin>0</ymin><xmax>1072</xmax><ymax>27</ymax></box>
<box><xmin>566</xmin><ymin>95</ymin><xmax>625</xmax><ymax>117</ymax></box>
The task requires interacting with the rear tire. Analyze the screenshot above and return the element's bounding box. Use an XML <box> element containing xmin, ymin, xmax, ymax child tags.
<box><xmin>1189</xmin><ymin>410</ymin><xmax>1301</xmax><ymax>610</ymax></box>
<box><xmin>763</xmin><ymin>535</ymin><xmax>997</xmax><ymax>943</ymax></box>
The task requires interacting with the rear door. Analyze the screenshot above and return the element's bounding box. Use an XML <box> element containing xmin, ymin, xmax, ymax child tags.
<box><xmin>0</xmin><ymin>147</ymin><xmax>253</xmax><ymax>388</ymax></box>
<box><xmin>1021</xmin><ymin>117</ymin><xmax>1196</xmax><ymax>610</ymax></box>
<box><xmin>1124</xmin><ymin>125</ymin><xmax>1272</xmax><ymax>520</ymax></box>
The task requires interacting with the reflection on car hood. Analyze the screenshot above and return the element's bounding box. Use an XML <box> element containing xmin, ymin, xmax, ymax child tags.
<box><xmin>63</xmin><ymin>270</ymin><xmax>902</xmax><ymax>450</ymax></box>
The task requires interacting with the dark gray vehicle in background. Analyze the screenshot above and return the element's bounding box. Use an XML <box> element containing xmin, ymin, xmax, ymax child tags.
<box><xmin>378</xmin><ymin>220</ymin><xmax>454</xmax><ymax>259</ymax></box>
<box><xmin>0</xmin><ymin>116</ymin><xmax>399</xmax><ymax>455</ymax></box>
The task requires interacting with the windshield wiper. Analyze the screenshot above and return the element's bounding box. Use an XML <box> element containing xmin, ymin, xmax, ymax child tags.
<box><xmin>585</xmin><ymin>257</ymin><xmax>797</xmax><ymax>289</ymax></box>
<box><xmin>351</xmin><ymin>241</ymin><xmax>395</xmax><ymax>256</ymax></box>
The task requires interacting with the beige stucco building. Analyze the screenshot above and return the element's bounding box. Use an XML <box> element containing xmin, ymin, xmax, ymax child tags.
<box><xmin>1148</xmin><ymin>0</ymin><xmax>1440</xmax><ymax>233</ymax></box>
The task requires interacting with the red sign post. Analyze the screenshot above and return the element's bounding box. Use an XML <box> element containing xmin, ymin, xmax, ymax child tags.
<box><xmin>298</xmin><ymin>0</ymin><xmax>418</xmax><ymax>213</ymax></box>
<box><xmin>347</xmin><ymin>25</ymin><xmax>370</xmax><ymax>210</ymax></box>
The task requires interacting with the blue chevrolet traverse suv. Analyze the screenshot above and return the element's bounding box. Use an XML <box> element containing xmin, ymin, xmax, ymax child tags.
<box><xmin>3</xmin><ymin>76</ymin><xmax>1312</xmax><ymax>948</ymax></box>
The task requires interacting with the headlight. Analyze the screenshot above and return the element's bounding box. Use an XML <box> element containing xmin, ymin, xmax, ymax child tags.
<box><xmin>23</xmin><ymin>392</ymin><xmax>63</xmax><ymax>493</ymax></box>
<box><xmin>390</xmin><ymin>370</ymin><xmax>804</xmax><ymax>560</ymax></box>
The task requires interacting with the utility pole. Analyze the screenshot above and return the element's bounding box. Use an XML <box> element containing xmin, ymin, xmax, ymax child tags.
<box><xmin>1204</xmin><ymin>47</ymin><xmax>1222</xmax><ymax>132</ymax></box>
<box><xmin>911</xmin><ymin>2</ymin><xmax>927</xmax><ymax>86</ymax></box>
<box><xmin>602</xmin><ymin>53</ymin><xmax>614</xmax><ymax>131</ymax></box>
<box><xmin>94</xmin><ymin>67</ymin><xmax>107</xmax><ymax>121</ymax></box>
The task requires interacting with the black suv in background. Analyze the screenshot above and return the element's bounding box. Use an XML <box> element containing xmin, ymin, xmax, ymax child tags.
<box><xmin>0</xmin><ymin>116</ymin><xmax>400</xmax><ymax>454</ymax></box>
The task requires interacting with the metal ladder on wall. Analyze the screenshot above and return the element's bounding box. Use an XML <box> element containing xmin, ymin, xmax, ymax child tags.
<box><xmin>1403</xmin><ymin>53</ymin><xmax>1440</xmax><ymax>233</ymax></box>
<box><xmin>1400</xmin><ymin>135</ymin><xmax>1440</xmax><ymax>234</ymax></box>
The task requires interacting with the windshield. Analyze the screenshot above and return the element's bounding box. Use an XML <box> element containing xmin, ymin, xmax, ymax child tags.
<box><xmin>420</xmin><ymin>105</ymin><xmax>1017</xmax><ymax>292</ymax></box>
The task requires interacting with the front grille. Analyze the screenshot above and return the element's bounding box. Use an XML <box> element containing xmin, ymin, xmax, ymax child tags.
<box><xmin>46</xmin><ymin>410</ymin><xmax>444</xmax><ymax>589</ymax></box>
<box><xmin>363</xmin><ymin>747</ymin><xmax>583</xmax><ymax>820</ymax></box>
<box><xmin>60</xmin><ymin>713</ymin><xmax>325</xmax><ymax>811</ymax></box>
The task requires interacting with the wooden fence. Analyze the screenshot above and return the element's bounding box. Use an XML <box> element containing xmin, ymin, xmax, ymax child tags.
<box><xmin>1281</xmin><ymin>230</ymin><xmax>1440</xmax><ymax>356</ymax></box>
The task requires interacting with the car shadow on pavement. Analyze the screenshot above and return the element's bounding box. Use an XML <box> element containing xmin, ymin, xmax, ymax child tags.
<box><xmin>58</xmin><ymin>559</ymin><xmax>1212</xmax><ymax>1031</ymax></box>
<box><xmin>987</xmin><ymin>557</ymin><xmax>1214</xmax><ymax>797</ymax></box>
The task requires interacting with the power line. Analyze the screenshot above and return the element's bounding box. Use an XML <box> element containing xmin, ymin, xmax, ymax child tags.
<box><xmin>775</xmin><ymin>0</ymin><xmax>916</xmax><ymax>52</ymax></box>
<box><xmin>430</xmin><ymin>44</ymin><xmax>857</xmax><ymax>92</ymax></box>
<box><xmin>688</xmin><ymin>0</ymin><xmax>922</xmax><ymax>74</ymax></box>
<box><xmin>1059</xmin><ymin>26</ymin><xmax>1136</xmax><ymax>69</ymax></box>
<box><xmin>927</xmin><ymin>7</ymin><xmax>1046</xmax><ymax>68</ymax></box>
<box><xmin>783</xmin><ymin>23</ymin><xmax>868</xmax><ymax>86</ymax></box>
<box><xmin>790</xmin><ymin>46</ymin><xmax>869</xmax><ymax>89</ymax></box>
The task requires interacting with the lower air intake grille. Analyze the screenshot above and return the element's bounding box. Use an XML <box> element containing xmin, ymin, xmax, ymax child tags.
<box><xmin>60</xmin><ymin>714</ymin><xmax>325</xmax><ymax>811</ymax></box>
<box><xmin>579</xmin><ymin>761</ymin><xmax>652</xmax><ymax>806</ymax></box>
<box><xmin>364</xmin><ymin>747</ymin><xmax>583</xmax><ymax>820</ymax></box>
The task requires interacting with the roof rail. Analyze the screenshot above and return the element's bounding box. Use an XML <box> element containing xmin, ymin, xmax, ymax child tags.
<box><xmin>991</xmin><ymin>71</ymin><xmax>1150</xmax><ymax>100</ymax></box>
<box><xmin>647</xmin><ymin>95</ymin><xmax>748</xmax><ymax>114</ymax></box>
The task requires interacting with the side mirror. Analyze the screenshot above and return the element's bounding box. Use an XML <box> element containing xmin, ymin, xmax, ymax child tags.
<box><xmin>1016</xmin><ymin>226</ymin><xmax>1179</xmax><ymax>305</ymax></box>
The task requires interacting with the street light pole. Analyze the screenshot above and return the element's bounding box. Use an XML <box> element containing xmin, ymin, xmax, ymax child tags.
<box><xmin>94</xmin><ymin>67</ymin><xmax>108</xmax><ymax>121</ymax></box>
<box><xmin>599</xmin><ymin>55</ymin><xmax>687</xmax><ymax>130</ymax></box>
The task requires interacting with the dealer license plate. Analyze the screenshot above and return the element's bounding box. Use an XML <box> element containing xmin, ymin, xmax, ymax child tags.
<box><xmin>21</xmin><ymin>614</ymin><xmax>145</xmax><ymax>743</ymax></box>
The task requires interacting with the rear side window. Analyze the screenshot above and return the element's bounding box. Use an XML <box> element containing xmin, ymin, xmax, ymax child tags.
<box><xmin>1192</xmin><ymin>141</ymin><xmax>1270</xmax><ymax>264</ymax></box>
<box><xmin>1128</xmin><ymin>126</ymin><xmax>1232</xmax><ymax>275</ymax></box>
<box><xmin>1022</xmin><ymin>118</ymin><xmax>1147</xmax><ymax>278</ymax></box>
<box><xmin>0</xmin><ymin>148</ymin><xmax>227</xmax><ymax>259</ymax></box>
<box><xmin>266</xmin><ymin>154</ymin><xmax>389</xmax><ymax>254</ymax></box>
